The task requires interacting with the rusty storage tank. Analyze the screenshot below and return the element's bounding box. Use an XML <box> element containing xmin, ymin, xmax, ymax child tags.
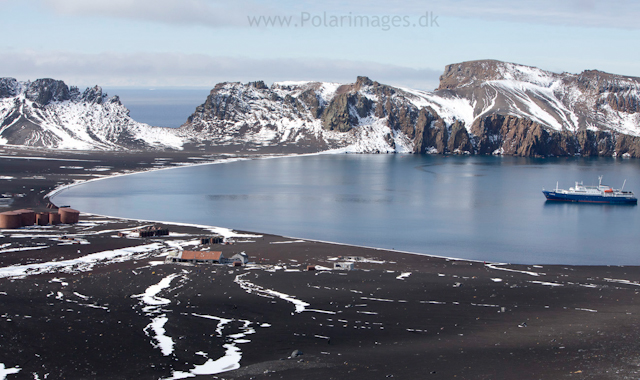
<box><xmin>0</xmin><ymin>211</ymin><xmax>23</xmax><ymax>229</ymax></box>
<box><xmin>16</xmin><ymin>209</ymin><xmax>36</xmax><ymax>226</ymax></box>
<box><xmin>49</xmin><ymin>212</ymin><xmax>61</xmax><ymax>225</ymax></box>
<box><xmin>36</xmin><ymin>212</ymin><xmax>49</xmax><ymax>226</ymax></box>
<box><xmin>59</xmin><ymin>208</ymin><xmax>80</xmax><ymax>224</ymax></box>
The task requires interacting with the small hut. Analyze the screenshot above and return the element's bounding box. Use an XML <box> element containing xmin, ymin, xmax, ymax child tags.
<box><xmin>334</xmin><ymin>262</ymin><xmax>355</xmax><ymax>271</ymax></box>
<box><xmin>229</xmin><ymin>252</ymin><xmax>249</xmax><ymax>264</ymax></box>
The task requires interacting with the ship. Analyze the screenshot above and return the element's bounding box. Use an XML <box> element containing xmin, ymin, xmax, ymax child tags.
<box><xmin>543</xmin><ymin>176</ymin><xmax>637</xmax><ymax>204</ymax></box>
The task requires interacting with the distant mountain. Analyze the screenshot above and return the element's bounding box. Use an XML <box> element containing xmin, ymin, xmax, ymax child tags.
<box><xmin>3</xmin><ymin>60</ymin><xmax>640</xmax><ymax>156</ymax></box>
<box><xmin>178</xmin><ymin>61</ymin><xmax>640</xmax><ymax>157</ymax></box>
<box><xmin>0</xmin><ymin>78</ymin><xmax>182</xmax><ymax>150</ymax></box>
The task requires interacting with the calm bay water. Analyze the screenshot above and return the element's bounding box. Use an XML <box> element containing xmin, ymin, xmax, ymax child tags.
<box><xmin>52</xmin><ymin>155</ymin><xmax>640</xmax><ymax>265</ymax></box>
<box><xmin>104</xmin><ymin>88</ymin><xmax>211</xmax><ymax>128</ymax></box>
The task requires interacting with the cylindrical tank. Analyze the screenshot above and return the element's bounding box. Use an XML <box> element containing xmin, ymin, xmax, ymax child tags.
<box><xmin>16</xmin><ymin>209</ymin><xmax>36</xmax><ymax>227</ymax></box>
<box><xmin>0</xmin><ymin>211</ymin><xmax>23</xmax><ymax>229</ymax></box>
<box><xmin>49</xmin><ymin>212</ymin><xmax>61</xmax><ymax>225</ymax></box>
<box><xmin>59</xmin><ymin>208</ymin><xmax>80</xmax><ymax>224</ymax></box>
<box><xmin>36</xmin><ymin>212</ymin><xmax>49</xmax><ymax>226</ymax></box>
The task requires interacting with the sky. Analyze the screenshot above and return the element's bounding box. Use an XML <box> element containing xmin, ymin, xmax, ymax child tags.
<box><xmin>1</xmin><ymin>0</ymin><xmax>640</xmax><ymax>90</ymax></box>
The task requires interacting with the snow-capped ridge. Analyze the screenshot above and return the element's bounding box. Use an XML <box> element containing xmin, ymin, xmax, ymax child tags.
<box><xmin>3</xmin><ymin>60</ymin><xmax>640</xmax><ymax>157</ymax></box>
<box><xmin>0</xmin><ymin>77</ymin><xmax>183</xmax><ymax>151</ymax></box>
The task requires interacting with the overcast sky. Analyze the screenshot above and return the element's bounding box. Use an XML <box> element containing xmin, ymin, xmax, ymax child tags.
<box><xmin>1</xmin><ymin>0</ymin><xmax>639</xmax><ymax>90</ymax></box>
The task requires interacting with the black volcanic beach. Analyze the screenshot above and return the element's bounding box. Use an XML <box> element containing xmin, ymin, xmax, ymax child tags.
<box><xmin>2</xmin><ymin>147</ymin><xmax>640</xmax><ymax>379</ymax></box>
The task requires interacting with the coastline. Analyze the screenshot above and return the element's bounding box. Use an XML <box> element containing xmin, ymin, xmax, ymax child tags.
<box><xmin>3</xmin><ymin>146</ymin><xmax>640</xmax><ymax>379</ymax></box>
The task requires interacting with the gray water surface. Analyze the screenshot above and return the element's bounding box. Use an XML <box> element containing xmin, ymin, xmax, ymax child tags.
<box><xmin>52</xmin><ymin>155</ymin><xmax>640</xmax><ymax>265</ymax></box>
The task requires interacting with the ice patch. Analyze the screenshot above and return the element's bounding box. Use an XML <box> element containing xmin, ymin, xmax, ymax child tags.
<box><xmin>133</xmin><ymin>273</ymin><xmax>180</xmax><ymax>310</ymax></box>
<box><xmin>485</xmin><ymin>263</ymin><xmax>543</xmax><ymax>277</ymax></box>
<box><xmin>134</xmin><ymin>274</ymin><xmax>181</xmax><ymax>356</ymax></box>
<box><xmin>164</xmin><ymin>314</ymin><xmax>256</xmax><ymax>379</ymax></box>
<box><xmin>234</xmin><ymin>273</ymin><xmax>327</xmax><ymax>314</ymax></box>
<box><xmin>269</xmin><ymin>240</ymin><xmax>306</xmax><ymax>244</ymax></box>
<box><xmin>361</xmin><ymin>297</ymin><xmax>394</xmax><ymax>302</ymax></box>
<box><xmin>145</xmin><ymin>316</ymin><xmax>174</xmax><ymax>356</ymax></box>
<box><xmin>0</xmin><ymin>363</ymin><xmax>21</xmax><ymax>378</ymax></box>
<box><xmin>0</xmin><ymin>246</ymin><xmax>48</xmax><ymax>254</ymax></box>
<box><xmin>604</xmin><ymin>278</ymin><xmax>640</xmax><ymax>287</ymax></box>
<box><xmin>528</xmin><ymin>281</ymin><xmax>563</xmax><ymax>287</ymax></box>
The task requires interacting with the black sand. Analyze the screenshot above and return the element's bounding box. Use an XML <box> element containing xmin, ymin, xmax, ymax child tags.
<box><xmin>2</xmin><ymin>147</ymin><xmax>640</xmax><ymax>379</ymax></box>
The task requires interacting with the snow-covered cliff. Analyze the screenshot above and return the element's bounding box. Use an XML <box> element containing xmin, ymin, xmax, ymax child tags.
<box><xmin>178</xmin><ymin>61</ymin><xmax>640</xmax><ymax>157</ymax></box>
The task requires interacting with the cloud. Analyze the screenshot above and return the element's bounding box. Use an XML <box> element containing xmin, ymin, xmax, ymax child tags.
<box><xmin>432</xmin><ymin>0</ymin><xmax>640</xmax><ymax>29</ymax></box>
<box><xmin>317</xmin><ymin>0</ymin><xmax>640</xmax><ymax>29</ymax></box>
<box><xmin>37</xmin><ymin>0</ymin><xmax>640</xmax><ymax>30</ymax></box>
<box><xmin>40</xmin><ymin>0</ymin><xmax>273</xmax><ymax>27</ymax></box>
<box><xmin>0</xmin><ymin>50</ymin><xmax>442</xmax><ymax>90</ymax></box>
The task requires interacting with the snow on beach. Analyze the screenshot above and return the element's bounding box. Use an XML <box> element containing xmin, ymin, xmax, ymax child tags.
<box><xmin>131</xmin><ymin>272</ymin><xmax>262</xmax><ymax>378</ymax></box>
<box><xmin>164</xmin><ymin>315</ymin><xmax>256</xmax><ymax>379</ymax></box>
<box><xmin>0</xmin><ymin>364</ymin><xmax>20</xmax><ymax>379</ymax></box>
<box><xmin>0</xmin><ymin>243</ymin><xmax>164</xmax><ymax>279</ymax></box>
<box><xmin>133</xmin><ymin>274</ymin><xmax>182</xmax><ymax>356</ymax></box>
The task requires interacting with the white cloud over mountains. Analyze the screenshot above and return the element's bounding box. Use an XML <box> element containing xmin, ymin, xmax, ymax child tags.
<box><xmin>0</xmin><ymin>50</ymin><xmax>442</xmax><ymax>90</ymax></box>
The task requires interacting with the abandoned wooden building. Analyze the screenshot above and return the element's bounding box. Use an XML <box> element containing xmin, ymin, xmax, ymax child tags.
<box><xmin>169</xmin><ymin>250</ymin><xmax>224</xmax><ymax>264</ymax></box>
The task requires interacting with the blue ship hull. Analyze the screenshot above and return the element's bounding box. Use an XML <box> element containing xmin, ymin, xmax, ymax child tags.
<box><xmin>543</xmin><ymin>190</ymin><xmax>637</xmax><ymax>204</ymax></box>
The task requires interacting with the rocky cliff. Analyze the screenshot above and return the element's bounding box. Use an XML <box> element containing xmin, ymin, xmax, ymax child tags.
<box><xmin>179</xmin><ymin>60</ymin><xmax>640</xmax><ymax>157</ymax></box>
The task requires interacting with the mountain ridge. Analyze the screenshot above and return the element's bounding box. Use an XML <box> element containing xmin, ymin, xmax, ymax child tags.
<box><xmin>0</xmin><ymin>78</ymin><xmax>182</xmax><ymax>150</ymax></box>
<box><xmin>2</xmin><ymin>60</ymin><xmax>640</xmax><ymax>157</ymax></box>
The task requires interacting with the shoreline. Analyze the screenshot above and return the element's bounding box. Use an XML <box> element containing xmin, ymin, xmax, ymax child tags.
<box><xmin>47</xmin><ymin>148</ymin><xmax>481</xmax><ymax>265</ymax></box>
<box><xmin>3</xmin><ymin>146</ymin><xmax>640</xmax><ymax>379</ymax></box>
<box><xmin>46</xmin><ymin>149</ymin><xmax>640</xmax><ymax>267</ymax></box>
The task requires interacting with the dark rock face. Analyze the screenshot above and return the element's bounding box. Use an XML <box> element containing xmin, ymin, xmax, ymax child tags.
<box><xmin>321</xmin><ymin>77</ymin><xmax>429</xmax><ymax>141</ymax></box>
<box><xmin>469</xmin><ymin>114</ymin><xmax>638</xmax><ymax>157</ymax></box>
<box><xmin>26</xmin><ymin>79</ymin><xmax>71</xmax><ymax>106</ymax></box>
<box><xmin>297</xmin><ymin>89</ymin><xmax>323</xmax><ymax>118</ymax></box>
<box><xmin>188</xmin><ymin>83</ymin><xmax>247</xmax><ymax>123</ymax></box>
<box><xmin>615</xmin><ymin>134</ymin><xmax>640</xmax><ymax>157</ymax></box>
<box><xmin>0</xmin><ymin>78</ymin><xmax>20</xmax><ymax>98</ymax></box>
<box><xmin>82</xmin><ymin>86</ymin><xmax>106</xmax><ymax>104</ymax></box>
<box><xmin>437</xmin><ymin>60</ymin><xmax>507</xmax><ymax>90</ymax></box>
<box><xmin>249</xmin><ymin>81</ymin><xmax>268</xmax><ymax>90</ymax></box>
<box><xmin>321</xmin><ymin>93</ymin><xmax>358</xmax><ymax>132</ymax></box>
<box><xmin>448</xmin><ymin>121</ymin><xmax>473</xmax><ymax>153</ymax></box>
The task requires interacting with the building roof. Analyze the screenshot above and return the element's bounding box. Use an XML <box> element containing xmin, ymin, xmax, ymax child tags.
<box><xmin>181</xmin><ymin>251</ymin><xmax>223</xmax><ymax>261</ymax></box>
